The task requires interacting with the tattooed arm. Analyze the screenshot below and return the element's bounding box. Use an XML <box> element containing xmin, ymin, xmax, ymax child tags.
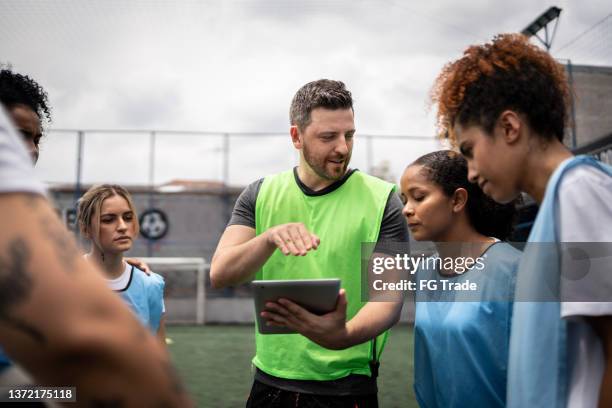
<box><xmin>0</xmin><ymin>193</ymin><xmax>193</xmax><ymax>407</ymax></box>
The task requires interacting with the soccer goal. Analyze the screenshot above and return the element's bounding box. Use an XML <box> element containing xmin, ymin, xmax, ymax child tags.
<box><xmin>139</xmin><ymin>257</ymin><xmax>208</xmax><ymax>325</ymax></box>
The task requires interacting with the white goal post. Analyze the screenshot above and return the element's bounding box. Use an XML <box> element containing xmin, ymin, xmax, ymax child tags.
<box><xmin>139</xmin><ymin>257</ymin><xmax>208</xmax><ymax>324</ymax></box>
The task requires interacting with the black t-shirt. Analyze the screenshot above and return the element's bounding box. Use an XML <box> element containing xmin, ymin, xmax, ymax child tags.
<box><xmin>229</xmin><ymin>169</ymin><xmax>409</xmax><ymax>395</ymax></box>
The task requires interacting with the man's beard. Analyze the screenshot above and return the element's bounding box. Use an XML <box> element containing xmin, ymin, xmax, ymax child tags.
<box><xmin>303</xmin><ymin>142</ymin><xmax>351</xmax><ymax>181</ymax></box>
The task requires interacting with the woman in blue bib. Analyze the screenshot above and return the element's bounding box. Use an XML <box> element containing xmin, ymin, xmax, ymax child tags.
<box><xmin>78</xmin><ymin>184</ymin><xmax>166</xmax><ymax>342</ymax></box>
<box><xmin>431</xmin><ymin>33</ymin><xmax>612</xmax><ymax>408</ymax></box>
<box><xmin>400</xmin><ymin>150</ymin><xmax>520</xmax><ymax>408</ymax></box>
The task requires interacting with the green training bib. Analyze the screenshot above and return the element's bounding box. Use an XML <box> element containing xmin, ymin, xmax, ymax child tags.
<box><xmin>253</xmin><ymin>169</ymin><xmax>394</xmax><ymax>380</ymax></box>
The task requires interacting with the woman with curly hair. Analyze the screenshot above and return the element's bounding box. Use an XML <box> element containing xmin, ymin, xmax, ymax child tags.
<box><xmin>431</xmin><ymin>33</ymin><xmax>612</xmax><ymax>408</ymax></box>
<box><xmin>400</xmin><ymin>150</ymin><xmax>520</xmax><ymax>408</ymax></box>
<box><xmin>0</xmin><ymin>66</ymin><xmax>52</xmax><ymax>164</ymax></box>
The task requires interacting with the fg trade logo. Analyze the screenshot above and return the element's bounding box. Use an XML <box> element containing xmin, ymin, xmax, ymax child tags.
<box><xmin>139</xmin><ymin>209</ymin><xmax>169</xmax><ymax>240</ymax></box>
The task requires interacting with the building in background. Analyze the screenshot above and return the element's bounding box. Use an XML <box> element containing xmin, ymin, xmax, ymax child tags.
<box><xmin>568</xmin><ymin>64</ymin><xmax>612</xmax><ymax>151</ymax></box>
<box><xmin>512</xmin><ymin>63</ymin><xmax>612</xmax><ymax>241</ymax></box>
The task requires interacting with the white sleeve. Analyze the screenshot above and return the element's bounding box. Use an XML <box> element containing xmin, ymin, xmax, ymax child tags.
<box><xmin>0</xmin><ymin>108</ymin><xmax>46</xmax><ymax>196</ymax></box>
<box><xmin>558</xmin><ymin>165</ymin><xmax>612</xmax><ymax>318</ymax></box>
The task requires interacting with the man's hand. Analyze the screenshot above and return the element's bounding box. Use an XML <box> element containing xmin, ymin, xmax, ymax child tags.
<box><xmin>210</xmin><ymin>223</ymin><xmax>319</xmax><ymax>288</ymax></box>
<box><xmin>265</xmin><ymin>223</ymin><xmax>320</xmax><ymax>256</ymax></box>
<box><xmin>261</xmin><ymin>289</ymin><xmax>350</xmax><ymax>350</ymax></box>
<box><xmin>126</xmin><ymin>257</ymin><xmax>151</xmax><ymax>275</ymax></box>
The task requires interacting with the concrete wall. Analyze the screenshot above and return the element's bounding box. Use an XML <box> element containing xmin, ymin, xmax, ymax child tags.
<box><xmin>567</xmin><ymin>64</ymin><xmax>612</xmax><ymax>147</ymax></box>
<box><xmin>51</xmin><ymin>189</ymin><xmax>239</xmax><ymax>261</ymax></box>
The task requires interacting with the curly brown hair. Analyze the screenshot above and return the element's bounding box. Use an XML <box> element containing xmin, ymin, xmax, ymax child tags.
<box><xmin>431</xmin><ymin>33</ymin><xmax>571</xmax><ymax>144</ymax></box>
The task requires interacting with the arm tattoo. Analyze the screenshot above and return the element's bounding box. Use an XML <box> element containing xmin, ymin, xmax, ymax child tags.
<box><xmin>21</xmin><ymin>195</ymin><xmax>81</xmax><ymax>275</ymax></box>
<box><xmin>0</xmin><ymin>239</ymin><xmax>31</xmax><ymax>309</ymax></box>
<box><xmin>0</xmin><ymin>238</ymin><xmax>45</xmax><ymax>344</ymax></box>
<box><xmin>38</xmin><ymin>213</ymin><xmax>81</xmax><ymax>275</ymax></box>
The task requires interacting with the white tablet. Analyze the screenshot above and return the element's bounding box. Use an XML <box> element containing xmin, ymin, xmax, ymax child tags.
<box><xmin>253</xmin><ymin>278</ymin><xmax>341</xmax><ymax>335</ymax></box>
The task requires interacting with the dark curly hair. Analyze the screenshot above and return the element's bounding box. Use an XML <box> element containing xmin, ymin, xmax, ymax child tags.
<box><xmin>412</xmin><ymin>150</ymin><xmax>518</xmax><ymax>240</ymax></box>
<box><xmin>0</xmin><ymin>66</ymin><xmax>52</xmax><ymax>124</ymax></box>
<box><xmin>431</xmin><ymin>33</ymin><xmax>570</xmax><ymax>144</ymax></box>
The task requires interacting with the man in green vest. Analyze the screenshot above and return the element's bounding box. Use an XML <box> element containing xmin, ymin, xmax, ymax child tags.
<box><xmin>210</xmin><ymin>79</ymin><xmax>408</xmax><ymax>407</ymax></box>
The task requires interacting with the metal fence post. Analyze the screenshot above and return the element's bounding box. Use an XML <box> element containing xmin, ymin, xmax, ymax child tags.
<box><xmin>74</xmin><ymin>130</ymin><xmax>84</xmax><ymax>220</ymax></box>
<box><xmin>366</xmin><ymin>135</ymin><xmax>373</xmax><ymax>174</ymax></box>
<box><xmin>147</xmin><ymin>131</ymin><xmax>156</xmax><ymax>257</ymax></box>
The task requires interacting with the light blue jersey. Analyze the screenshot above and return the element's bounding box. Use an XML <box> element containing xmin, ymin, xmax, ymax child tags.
<box><xmin>507</xmin><ymin>156</ymin><xmax>612</xmax><ymax>408</ymax></box>
<box><xmin>114</xmin><ymin>266</ymin><xmax>165</xmax><ymax>333</ymax></box>
<box><xmin>0</xmin><ymin>350</ymin><xmax>10</xmax><ymax>372</ymax></box>
<box><xmin>414</xmin><ymin>242</ymin><xmax>521</xmax><ymax>408</ymax></box>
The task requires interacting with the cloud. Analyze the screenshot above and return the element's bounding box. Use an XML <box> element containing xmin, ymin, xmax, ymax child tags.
<box><xmin>3</xmin><ymin>0</ymin><xmax>611</xmax><ymax>186</ymax></box>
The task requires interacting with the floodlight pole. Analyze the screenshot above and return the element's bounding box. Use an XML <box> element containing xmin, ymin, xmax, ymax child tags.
<box><xmin>521</xmin><ymin>6</ymin><xmax>562</xmax><ymax>51</ymax></box>
<box><xmin>521</xmin><ymin>7</ymin><xmax>578</xmax><ymax>148</ymax></box>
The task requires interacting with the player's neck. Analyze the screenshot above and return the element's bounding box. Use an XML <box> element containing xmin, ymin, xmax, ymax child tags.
<box><xmin>436</xmin><ymin>213</ymin><xmax>484</xmax><ymax>243</ymax></box>
<box><xmin>88</xmin><ymin>248</ymin><xmax>125</xmax><ymax>279</ymax></box>
<box><xmin>521</xmin><ymin>139</ymin><xmax>573</xmax><ymax>205</ymax></box>
<box><xmin>434</xmin><ymin>222</ymin><xmax>493</xmax><ymax>273</ymax></box>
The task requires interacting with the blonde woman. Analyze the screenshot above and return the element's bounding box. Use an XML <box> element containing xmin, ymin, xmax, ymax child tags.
<box><xmin>78</xmin><ymin>184</ymin><xmax>166</xmax><ymax>343</ymax></box>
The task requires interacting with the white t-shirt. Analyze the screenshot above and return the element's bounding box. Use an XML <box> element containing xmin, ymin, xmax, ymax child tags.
<box><xmin>106</xmin><ymin>262</ymin><xmax>133</xmax><ymax>291</ymax></box>
<box><xmin>557</xmin><ymin>164</ymin><xmax>612</xmax><ymax>408</ymax></box>
<box><xmin>0</xmin><ymin>108</ymin><xmax>45</xmax><ymax>195</ymax></box>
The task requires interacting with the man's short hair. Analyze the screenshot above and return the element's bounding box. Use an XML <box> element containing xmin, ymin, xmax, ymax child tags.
<box><xmin>290</xmin><ymin>79</ymin><xmax>353</xmax><ymax>131</ymax></box>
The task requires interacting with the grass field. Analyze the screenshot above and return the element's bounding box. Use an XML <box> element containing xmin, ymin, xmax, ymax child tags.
<box><xmin>167</xmin><ymin>324</ymin><xmax>418</xmax><ymax>408</ymax></box>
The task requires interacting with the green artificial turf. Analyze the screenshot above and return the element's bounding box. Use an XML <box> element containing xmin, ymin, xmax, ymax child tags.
<box><xmin>167</xmin><ymin>324</ymin><xmax>417</xmax><ymax>407</ymax></box>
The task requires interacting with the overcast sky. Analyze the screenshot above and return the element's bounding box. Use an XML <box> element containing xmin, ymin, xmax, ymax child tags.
<box><xmin>1</xmin><ymin>0</ymin><xmax>610</xmax><ymax>186</ymax></box>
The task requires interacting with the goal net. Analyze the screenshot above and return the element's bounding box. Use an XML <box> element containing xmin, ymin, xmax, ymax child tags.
<box><xmin>139</xmin><ymin>257</ymin><xmax>208</xmax><ymax>324</ymax></box>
